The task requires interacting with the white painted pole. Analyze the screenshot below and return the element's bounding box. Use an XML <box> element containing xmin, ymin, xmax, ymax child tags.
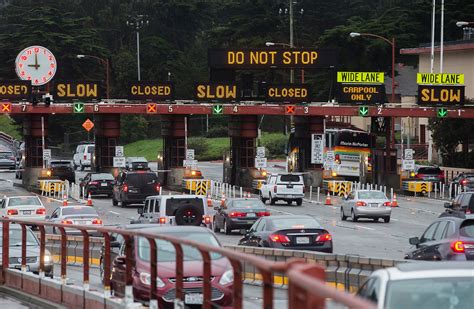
<box><xmin>434</xmin><ymin>182</ymin><xmax>437</xmax><ymax>199</ymax></box>
<box><xmin>317</xmin><ymin>187</ymin><xmax>320</xmax><ymax>203</ymax></box>
<box><xmin>440</xmin><ymin>0</ymin><xmax>445</xmax><ymax>73</ymax></box>
<box><xmin>390</xmin><ymin>187</ymin><xmax>394</xmax><ymax>200</ymax></box>
<box><xmin>240</xmin><ymin>187</ymin><xmax>243</xmax><ymax>198</ymax></box>
<box><xmin>309</xmin><ymin>186</ymin><xmax>313</xmax><ymax>201</ymax></box>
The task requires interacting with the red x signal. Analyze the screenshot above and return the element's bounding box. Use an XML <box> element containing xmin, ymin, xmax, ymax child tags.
<box><xmin>285</xmin><ymin>105</ymin><xmax>296</xmax><ymax>114</ymax></box>
<box><xmin>1</xmin><ymin>103</ymin><xmax>11</xmax><ymax>113</ymax></box>
<box><xmin>147</xmin><ymin>103</ymin><xmax>157</xmax><ymax>113</ymax></box>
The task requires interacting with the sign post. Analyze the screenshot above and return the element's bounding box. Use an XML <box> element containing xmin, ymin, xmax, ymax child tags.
<box><xmin>311</xmin><ymin>134</ymin><xmax>324</xmax><ymax>164</ymax></box>
<box><xmin>115</xmin><ymin>146</ymin><xmax>124</xmax><ymax>157</ymax></box>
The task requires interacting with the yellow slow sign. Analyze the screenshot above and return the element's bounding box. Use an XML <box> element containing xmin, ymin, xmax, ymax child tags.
<box><xmin>417</xmin><ymin>73</ymin><xmax>464</xmax><ymax>85</ymax></box>
<box><xmin>337</xmin><ymin>72</ymin><xmax>384</xmax><ymax>83</ymax></box>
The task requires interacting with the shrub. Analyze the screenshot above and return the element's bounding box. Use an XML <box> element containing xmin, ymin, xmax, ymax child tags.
<box><xmin>205</xmin><ymin>126</ymin><xmax>228</xmax><ymax>138</ymax></box>
<box><xmin>261</xmin><ymin>133</ymin><xmax>287</xmax><ymax>158</ymax></box>
<box><xmin>187</xmin><ymin>137</ymin><xmax>209</xmax><ymax>155</ymax></box>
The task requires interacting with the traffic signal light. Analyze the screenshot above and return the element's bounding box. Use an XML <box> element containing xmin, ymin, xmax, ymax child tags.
<box><xmin>437</xmin><ymin>107</ymin><xmax>448</xmax><ymax>118</ymax></box>
<box><xmin>359</xmin><ymin>106</ymin><xmax>369</xmax><ymax>117</ymax></box>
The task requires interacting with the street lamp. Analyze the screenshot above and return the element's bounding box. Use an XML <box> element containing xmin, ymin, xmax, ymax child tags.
<box><xmin>456</xmin><ymin>21</ymin><xmax>473</xmax><ymax>27</ymax></box>
<box><xmin>265</xmin><ymin>41</ymin><xmax>292</xmax><ymax>47</ymax></box>
<box><xmin>76</xmin><ymin>54</ymin><xmax>110</xmax><ymax>99</ymax></box>
<box><xmin>349</xmin><ymin>32</ymin><xmax>396</xmax><ymax>103</ymax></box>
<box><xmin>126</xmin><ymin>15</ymin><xmax>149</xmax><ymax>81</ymax></box>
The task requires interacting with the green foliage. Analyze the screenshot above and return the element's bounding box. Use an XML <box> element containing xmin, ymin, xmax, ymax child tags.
<box><xmin>0</xmin><ymin>115</ymin><xmax>21</xmax><ymax>140</ymax></box>
<box><xmin>260</xmin><ymin>133</ymin><xmax>287</xmax><ymax>158</ymax></box>
<box><xmin>204</xmin><ymin>126</ymin><xmax>228</xmax><ymax>138</ymax></box>
<box><xmin>187</xmin><ymin>137</ymin><xmax>209</xmax><ymax>157</ymax></box>
<box><xmin>121</xmin><ymin>115</ymin><xmax>149</xmax><ymax>144</ymax></box>
<box><xmin>124</xmin><ymin>138</ymin><xmax>163</xmax><ymax>161</ymax></box>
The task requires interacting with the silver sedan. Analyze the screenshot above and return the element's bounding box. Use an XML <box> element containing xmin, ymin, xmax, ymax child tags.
<box><xmin>46</xmin><ymin>205</ymin><xmax>103</xmax><ymax>236</ymax></box>
<box><xmin>341</xmin><ymin>190</ymin><xmax>392</xmax><ymax>223</ymax></box>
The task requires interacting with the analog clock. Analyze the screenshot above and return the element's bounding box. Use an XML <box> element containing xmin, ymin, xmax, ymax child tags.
<box><xmin>15</xmin><ymin>46</ymin><xmax>57</xmax><ymax>86</ymax></box>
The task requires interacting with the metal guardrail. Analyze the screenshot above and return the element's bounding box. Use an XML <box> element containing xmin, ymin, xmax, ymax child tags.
<box><xmin>1</xmin><ymin>219</ymin><xmax>376</xmax><ymax>309</ymax></box>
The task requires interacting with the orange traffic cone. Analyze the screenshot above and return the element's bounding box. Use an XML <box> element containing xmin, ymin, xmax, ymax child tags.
<box><xmin>247</xmin><ymin>192</ymin><xmax>251</xmax><ymax>198</ymax></box>
<box><xmin>62</xmin><ymin>194</ymin><xmax>68</xmax><ymax>206</ymax></box>
<box><xmin>87</xmin><ymin>193</ymin><xmax>93</xmax><ymax>206</ymax></box>
<box><xmin>391</xmin><ymin>193</ymin><xmax>398</xmax><ymax>207</ymax></box>
<box><xmin>207</xmin><ymin>193</ymin><xmax>212</xmax><ymax>207</ymax></box>
<box><xmin>325</xmin><ymin>192</ymin><xmax>332</xmax><ymax>206</ymax></box>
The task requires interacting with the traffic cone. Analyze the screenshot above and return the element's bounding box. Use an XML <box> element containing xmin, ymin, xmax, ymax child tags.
<box><xmin>62</xmin><ymin>194</ymin><xmax>68</xmax><ymax>206</ymax></box>
<box><xmin>391</xmin><ymin>193</ymin><xmax>398</xmax><ymax>207</ymax></box>
<box><xmin>207</xmin><ymin>193</ymin><xmax>213</xmax><ymax>207</ymax></box>
<box><xmin>325</xmin><ymin>192</ymin><xmax>332</xmax><ymax>206</ymax></box>
<box><xmin>247</xmin><ymin>192</ymin><xmax>251</xmax><ymax>198</ymax></box>
<box><xmin>220</xmin><ymin>194</ymin><xmax>226</xmax><ymax>206</ymax></box>
<box><xmin>86</xmin><ymin>193</ymin><xmax>93</xmax><ymax>206</ymax></box>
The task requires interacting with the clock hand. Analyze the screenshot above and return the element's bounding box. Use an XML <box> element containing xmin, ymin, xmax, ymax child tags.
<box><xmin>27</xmin><ymin>54</ymin><xmax>40</xmax><ymax>69</ymax></box>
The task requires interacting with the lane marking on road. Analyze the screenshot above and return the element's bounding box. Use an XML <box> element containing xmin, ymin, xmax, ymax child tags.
<box><xmin>109</xmin><ymin>211</ymin><xmax>120</xmax><ymax>215</ymax></box>
<box><xmin>266</xmin><ymin>207</ymin><xmax>294</xmax><ymax>216</ymax></box>
<box><xmin>354</xmin><ymin>225</ymin><xmax>375</xmax><ymax>231</ymax></box>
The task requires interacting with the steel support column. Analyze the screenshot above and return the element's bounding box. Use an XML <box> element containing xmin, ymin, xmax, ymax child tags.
<box><xmin>94</xmin><ymin>114</ymin><xmax>120</xmax><ymax>172</ymax></box>
<box><xmin>22</xmin><ymin>115</ymin><xmax>48</xmax><ymax>189</ymax></box>
<box><xmin>161</xmin><ymin>115</ymin><xmax>187</xmax><ymax>188</ymax></box>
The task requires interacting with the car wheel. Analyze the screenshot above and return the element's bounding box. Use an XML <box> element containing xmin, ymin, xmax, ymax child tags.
<box><xmin>373</xmin><ymin>218</ymin><xmax>379</xmax><ymax>222</ymax></box>
<box><xmin>351</xmin><ymin>210</ymin><xmax>358</xmax><ymax>222</ymax></box>
<box><xmin>296</xmin><ymin>198</ymin><xmax>303</xmax><ymax>206</ymax></box>
<box><xmin>213</xmin><ymin>218</ymin><xmax>220</xmax><ymax>233</ymax></box>
<box><xmin>112</xmin><ymin>197</ymin><xmax>118</xmax><ymax>206</ymax></box>
<box><xmin>269</xmin><ymin>194</ymin><xmax>276</xmax><ymax>205</ymax></box>
<box><xmin>259</xmin><ymin>192</ymin><xmax>267</xmax><ymax>203</ymax></box>
<box><xmin>80</xmin><ymin>162</ymin><xmax>84</xmax><ymax>171</ymax></box>
<box><xmin>340</xmin><ymin>208</ymin><xmax>347</xmax><ymax>221</ymax></box>
<box><xmin>384</xmin><ymin>217</ymin><xmax>390</xmax><ymax>223</ymax></box>
<box><xmin>286</xmin><ymin>200</ymin><xmax>293</xmax><ymax>205</ymax></box>
<box><xmin>224</xmin><ymin>220</ymin><xmax>231</xmax><ymax>235</ymax></box>
<box><xmin>120</xmin><ymin>201</ymin><xmax>128</xmax><ymax>207</ymax></box>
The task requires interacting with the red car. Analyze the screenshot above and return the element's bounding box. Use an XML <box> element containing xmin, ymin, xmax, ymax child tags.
<box><xmin>110</xmin><ymin>226</ymin><xmax>233</xmax><ymax>308</ymax></box>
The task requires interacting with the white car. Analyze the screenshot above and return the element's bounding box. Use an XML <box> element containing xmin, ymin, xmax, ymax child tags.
<box><xmin>356</xmin><ymin>262</ymin><xmax>474</xmax><ymax>309</ymax></box>
<box><xmin>0</xmin><ymin>196</ymin><xmax>46</xmax><ymax>221</ymax></box>
<box><xmin>46</xmin><ymin>205</ymin><xmax>103</xmax><ymax>235</ymax></box>
<box><xmin>259</xmin><ymin>173</ymin><xmax>305</xmax><ymax>206</ymax></box>
<box><xmin>341</xmin><ymin>190</ymin><xmax>392</xmax><ymax>223</ymax></box>
<box><xmin>73</xmin><ymin>144</ymin><xmax>95</xmax><ymax>170</ymax></box>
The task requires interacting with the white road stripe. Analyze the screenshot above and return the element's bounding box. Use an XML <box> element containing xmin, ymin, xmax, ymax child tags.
<box><xmin>354</xmin><ymin>225</ymin><xmax>375</xmax><ymax>231</ymax></box>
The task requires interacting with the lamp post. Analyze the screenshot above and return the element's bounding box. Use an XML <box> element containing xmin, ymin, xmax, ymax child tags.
<box><xmin>457</xmin><ymin>21</ymin><xmax>474</xmax><ymax>40</ymax></box>
<box><xmin>349</xmin><ymin>32</ymin><xmax>396</xmax><ymax>103</ymax></box>
<box><xmin>76</xmin><ymin>54</ymin><xmax>109</xmax><ymax>99</ymax></box>
<box><xmin>126</xmin><ymin>15</ymin><xmax>149</xmax><ymax>81</ymax></box>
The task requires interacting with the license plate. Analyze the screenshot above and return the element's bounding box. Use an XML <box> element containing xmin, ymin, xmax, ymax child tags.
<box><xmin>185</xmin><ymin>293</ymin><xmax>203</xmax><ymax>304</ymax></box>
<box><xmin>101</xmin><ymin>183</ymin><xmax>107</xmax><ymax>187</ymax></box>
<box><xmin>246</xmin><ymin>213</ymin><xmax>256</xmax><ymax>217</ymax></box>
<box><xmin>23</xmin><ymin>210</ymin><xmax>31</xmax><ymax>215</ymax></box>
<box><xmin>369</xmin><ymin>203</ymin><xmax>379</xmax><ymax>207</ymax></box>
<box><xmin>465</xmin><ymin>244</ymin><xmax>474</xmax><ymax>249</ymax></box>
<box><xmin>129</xmin><ymin>189</ymin><xmax>138</xmax><ymax>193</ymax></box>
<box><xmin>296</xmin><ymin>237</ymin><xmax>310</xmax><ymax>244</ymax></box>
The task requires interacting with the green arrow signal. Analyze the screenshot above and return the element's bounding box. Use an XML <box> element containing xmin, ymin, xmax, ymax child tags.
<box><xmin>437</xmin><ymin>108</ymin><xmax>448</xmax><ymax>118</ymax></box>
<box><xmin>359</xmin><ymin>106</ymin><xmax>369</xmax><ymax>117</ymax></box>
<box><xmin>73</xmin><ymin>103</ymin><xmax>85</xmax><ymax>113</ymax></box>
<box><xmin>213</xmin><ymin>105</ymin><xmax>223</xmax><ymax>114</ymax></box>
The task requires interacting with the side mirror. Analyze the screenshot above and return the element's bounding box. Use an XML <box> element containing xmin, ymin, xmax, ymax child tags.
<box><xmin>409</xmin><ymin>237</ymin><xmax>420</xmax><ymax>246</ymax></box>
<box><xmin>444</xmin><ymin>202</ymin><xmax>453</xmax><ymax>209</ymax></box>
<box><xmin>110</xmin><ymin>241</ymin><xmax>121</xmax><ymax>248</ymax></box>
<box><xmin>45</xmin><ymin>215</ymin><xmax>50</xmax><ymax>219</ymax></box>
<box><xmin>114</xmin><ymin>256</ymin><xmax>126</xmax><ymax>265</ymax></box>
<box><xmin>137</xmin><ymin>208</ymin><xmax>143</xmax><ymax>215</ymax></box>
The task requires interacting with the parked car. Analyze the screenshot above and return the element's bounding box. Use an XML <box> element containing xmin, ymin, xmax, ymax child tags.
<box><xmin>405</xmin><ymin>215</ymin><xmax>474</xmax><ymax>261</ymax></box>
<box><xmin>238</xmin><ymin>215</ymin><xmax>333</xmax><ymax>253</ymax></box>
<box><xmin>125</xmin><ymin>157</ymin><xmax>149</xmax><ymax>170</ymax></box>
<box><xmin>112</xmin><ymin>170</ymin><xmax>160</xmax><ymax>207</ymax></box>
<box><xmin>341</xmin><ymin>190</ymin><xmax>392</xmax><ymax>223</ymax></box>
<box><xmin>110</xmin><ymin>226</ymin><xmax>234</xmax><ymax>307</ymax></box>
<box><xmin>134</xmin><ymin>195</ymin><xmax>211</xmax><ymax>228</ymax></box>
<box><xmin>46</xmin><ymin>205</ymin><xmax>103</xmax><ymax>235</ymax></box>
<box><xmin>0</xmin><ymin>150</ymin><xmax>16</xmax><ymax>170</ymax></box>
<box><xmin>48</xmin><ymin>159</ymin><xmax>75</xmax><ymax>182</ymax></box>
<box><xmin>450</xmin><ymin>173</ymin><xmax>474</xmax><ymax>195</ymax></box>
<box><xmin>443</xmin><ymin>192</ymin><xmax>474</xmax><ymax>215</ymax></box>
<box><xmin>259</xmin><ymin>173</ymin><xmax>305</xmax><ymax>206</ymax></box>
<box><xmin>413</xmin><ymin>165</ymin><xmax>445</xmax><ymax>183</ymax></box>
<box><xmin>73</xmin><ymin>143</ymin><xmax>95</xmax><ymax>170</ymax></box>
<box><xmin>0</xmin><ymin>196</ymin><xmax>46</xmax><ymax>222</ymax></box>
<box><xmin>79</xmin><ymin>172</ymin><xmax>115</xmax><ymax>197</ymax></box>
<box><xmin>356</xmin><ymin>262</ymin><xmax>474</xmax><ymax>309</ymax></box>
<box><xmin>213</xmin><ymin>198</ymin><xmax>270</xmax><ymax>234</ymax></box>
<box><xmin>0</xmin><ymin>223</ymin><xmax>54</xmax><ymax>277</ymax></box>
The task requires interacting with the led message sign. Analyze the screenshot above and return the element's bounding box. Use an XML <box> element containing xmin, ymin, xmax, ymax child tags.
<box><xmin>0</xmin><ymin>80</ymin><xmax>31</xmax><ymax>100</ymax></box>
<box><xmin>129</xmin><ymin>82</ymin><xmax>174</xmax><ymax>100</ymax></box>
<box><xmin>417</xmin><ymin>85</ymin><xmax>465</xmax><ymax>105</ymax></box>
<box><xmin>195</xmin><ymin>83</ymin><xmax>239</xmax><ymax>101</ymax></box>
<box><xmin>338</xmin><ymin>84</ymin><xmax>386</xmax><ymax>105</ymax></box>
<box><xmin>265</xmin><ymin>84</ymin><xmax>310</xmax><ymax>102</ymax></box>
<box><xmin>53</xmin><ymin>81</ymin><xmax>102</xmax><ymax>100</ymax></box>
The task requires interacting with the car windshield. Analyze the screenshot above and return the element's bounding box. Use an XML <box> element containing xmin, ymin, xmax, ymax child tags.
<box><xmin>385</xmin><ymin>277</ymin><xmax>474</xmax><ymax>309</ymax></box>
<box><xmin>0</xmin><ymin>227</ymin><xmax>38</xmax><ymax>246</ymax></box>
<box><xmin>358</xmin><ymin>191</ymin><xmax>387</xmax><ymax>200</ymax></box>
<box><xmin>459</xmin><ymin>220</ymin><xmax>474</xmax><ymax>237</ymax></box>
<box><xmin>0</xmin><ymin>152</ymin><xmax>13</xmax><ymax>159</ymax></box>
<box><xmin>232</xmin><ymin>200</ymin><xmax>266</xmax><ymax>209</ymax></box>
<box><xmin>271</xmin><ymin>217</ymin><xmax>320</xmax><ymax>230</ymax></box>
<box><xmin>8</xmin><ymin>197</ymin><xmax>41</xmax><ymax>206</ymax></box>
<box><xmin>61</xmin><ymin>207</ymin><xmax>98</xmax><ymax>216</ymax></box>
<box><xmin>50</xmin><ymin>161</ymin><xmax>71</xmax><ymax>167</ymax></box>
<box><xmin>87</xmin><ymin>146</ymin><xmax>95</xmax><ymax>153</ymax></box>
<box><xmin>278</xmin><ymin>175</ymin><xmax>302</xmax><ymax>183</ymax></box>
<box><xmin>126</xmin><ymin>173</ymin><xmax>157</xmax><ymax>186</ymax></box>
<box><xmin>138</xmin><ymin>232</ymin><xmax>222</xmax><ymax>262</ymax></box>
<box><xmin>165</xmin><ymin>198</ymin><xmax>204</xmax><ymax>216</ymax></box>
<box><xmin>91</xmin><ymin>173</ymin><xmax>114</xmax><ymax>180</ymax></box>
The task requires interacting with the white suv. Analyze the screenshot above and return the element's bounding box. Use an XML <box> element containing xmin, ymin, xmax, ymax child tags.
<box><xmin>73</xmin><ymin>144</ymin><xmax>95</xmax><ymax>170</ymax></box>
<box><xmin>134</xmin><ymin>195</ymin><xmax>212</xmax><ymax>228</ymax></box>
<box><xmin>259</xmin><ymin>173</ymin><xmax>305</xmax><ymax>206</ymax></box>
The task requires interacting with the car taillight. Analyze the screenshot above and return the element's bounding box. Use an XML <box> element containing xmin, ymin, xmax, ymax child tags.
<box><xmin>92</xmin><ymin>218</ymin><xmax>103</xmax><ymax>225</ymax></box>
<box><xmin>269</xmin><ymin>234</ymin><xmax>290</xmax><ymax>243</ymax></box>
<box><xmin>273</xmin><ymin>185</ymin><xmax>277</xmax><ymax>193</ymax></box>
<box><xmin>61</xmin><ymin>219</ymin><xmax>73</xmax><ymax>224</ymax></box>
<box><xmin>335</xmin><ymin>154</ymin><xmax>340</xmax><ymax>164</ymax></box>
<box><xmin>315</xmin><ymin>233</ymin><xmax>332</xmax><ymax>242</ymax></box>
<box><xmin>36</xmin><ymin>208</ymin><xmax>46</xmax><ymax>215</ymax></box>
<box><xmin>383</xmin><ymin>201</ymin><xmax>392</xmax><ymax>207</ymax></box>
<box><xmin>123</xmin><ymin>184</ymin><xmax>128</xmax><ymax>192</ymax></box>
<box><xmin>159</xmin><ymin>217</ymin><xmax>166</xmax><ymax>224</ymax></box>
<box><xmin>156</xmin><ymin>184</ymin><xmax>161</xmax><ymax>192</ymax></box>
<box><xmin>356</xmin><ymin>201</ymin><xmax>367</xmax><ymax>206</ymax></box>
<box><xmin>229</xmin><ymin>212</ymin><xmax>245</xmax><ymax>218</ymax></box>
<box><xmin>450</xmin><ymin>241</ymin><xmax>465</xmax><ymax>253</ymax></box>
<box><xmin>84</xmin><ymin>154</ymin><xmax>87</xmax><ymax>160</ymax></box>
<box><xmin>257</xmin><ymin>211</ymin><xmax>271</xmax><ymax>217</ymax></box>
<box><xmin>416</xmin><ymin>174</ymin><xmax>424</xmax><ymax>179</ymax></box>
<box><xmin>203</xmin><ymin>216</ymin><xmax>211</xmax><ymax>224</ymax></box>
<box><xmin>461</xmin><ymin>179</ymin><xmax>468</xmax><ymax>186</ymax></box>
<box><xmin>467</xmin><ymin>209</ymin><xmax>472</xmax><ymax>215</ymax></box>
<box><xmin>89</xmin><ymin>181</ymin><xmax>99</xmax><ymax>185</ymax></box>
<box><xmin>7</xmin><ymin>209</ymin><xmax>18</xmax><ymax>216</ymax></box>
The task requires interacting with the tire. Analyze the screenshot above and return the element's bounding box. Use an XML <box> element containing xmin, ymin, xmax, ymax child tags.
<box><xmin>351</xmin><ymin>210</ymin><xmax>358</xmax><ymax>222</ymax></box>
<box><xmin>341</xmin><ymin>208</ymin><xmax>347</xmax><ymax>221</ymax></box>
<box><xmin>259</xmin><ymin>192</ymin><xmax>267</xmax><ymax>203</ymax></box>
<box><xmin>112</xmin><ymin>197</ymin><xmax>118</xmax><ymax>206</ymax></box>
<box><xmin>213</xmin><ymin>218</ymin><xmax>220</xmax><ymax>233</ymax></box>
<box><xmin>373</xmin><ymin>218</ymin><xmax>379</xmax><ymax>222</ymax></box>
<box><xmin>80</xmin><ymin>162</ymin><xmax>84</xmax><ymax>171</ymax></box>
<box><xmin>384</xmin><ymin>217</ymin><xmax>390</xmax><ymax>223</ymax></box>
<box><xmin>121</xmin><ymin>201</ymin><xmax>128</xmax><ymax>207</ymax></box>
<box><xmin>296</xmin><ymin>198</ymin><xmax>303</xmax><ymax>206</ymax></box>
<box><xmin>269</xmin><ymin>194</ymin><xmax>276</xmax><ymax>205</ymax></box>
<box><xmin>73</xmin><ymin>163</ymin><xmax>77</xmax><ymax>170</ymax></box>
<box><xmin>175</xmin><ymin>204</ymin><xmax>204</xmax><ymax>226</ymax></box>
<box><xmin>286</xmin><ymin>200</ymin><xmax>293</xmax><ymax>205</ymax></box>
<box><xmin>224</xmin><ymin>220</ymin><xmax>232</xmax><ymax>235</ymax></box>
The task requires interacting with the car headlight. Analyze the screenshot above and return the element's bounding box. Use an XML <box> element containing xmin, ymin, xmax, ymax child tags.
<box><xmin>43</xmin><ymin>254</ymin><xmax>52</xmax><ymax>264</ymax></box>
<box><xmin>219</xmin><ymin>269</ymin><xmax>233</xmax><ymax>285</ymax></box>
<box><xmin>139</xmin><ymin>272</ymin><xmax>165</xmax><ymax>288</ymax></box>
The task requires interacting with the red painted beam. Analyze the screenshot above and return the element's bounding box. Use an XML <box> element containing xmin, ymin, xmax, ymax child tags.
<box><xmin>2</xmin><ymin>102</ymin><xmax>474</xmax><ymax>118</ymax></box>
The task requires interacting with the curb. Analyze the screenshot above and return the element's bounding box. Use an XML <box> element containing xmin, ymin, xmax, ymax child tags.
<box><xmin>0</xmin><ymin>286</ymin><xmax>67</xmax><ymax>309</ymax></box>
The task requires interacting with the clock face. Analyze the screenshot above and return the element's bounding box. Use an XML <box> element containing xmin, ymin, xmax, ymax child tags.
<box><xmin>15</xmin><ymin>46</ymin><xmax>57</xmax><ymax>86</ymax></box>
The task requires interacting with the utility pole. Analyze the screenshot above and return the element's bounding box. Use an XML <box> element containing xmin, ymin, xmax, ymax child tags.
<box><xmin>440</xmin><ymin>0</ymin><xmax>445</xmax><ymax>73</ymax></box>
<box><xmin>430</xmin><ymin>0</ymin><xmax>436</xmax><ymax>73</ymax></box>
<box><xmin>289</xmin><ymin>0</ymin><xmax>294</xmax><ymax>83</ymax></box>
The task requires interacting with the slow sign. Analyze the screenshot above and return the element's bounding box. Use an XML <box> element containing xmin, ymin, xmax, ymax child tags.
<box><xmin>129</xmin><ymin>82</ymin><xmax>174</xmax><ymax>100</ymax></box>
<box><xmin>208</xmin><ymin>48</ymin><xmax>337</xmax><ymax>69</ymax></box>
<box><xmin>195</xmin><ymin>83</ymin><xmax>239</xmax><ymax>101</ymax></box>
<box><xmin>0</xmin><ymin>80</ymin><xmax>31</xmax><ymax>100</ymax></box>
<box><xmin>417</xmin><ymin>85</ymin><xmax>465</xmax><ymax>105</ymax></box>
<box><xmin>53</xmin><ymin>81</ymin><xmax>102</xmax><ymax>100</ymax></box>
<box><xmin>266</xmin><ymin>84</ymin><xmax>310</xmax><ymax>103</ymax></box>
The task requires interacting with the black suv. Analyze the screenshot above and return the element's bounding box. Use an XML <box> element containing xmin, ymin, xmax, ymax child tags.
<box><xmin>112</xmin><ymin>170</ymin><xmax>160</xmax><ymax>207</ymax></box>
<box><xmin>443</xmin><ymin>192</ymin><xmax>474</xmax><ymax>215</ymax></box>
<box><xmin>49</xmin><ymin>159</ymin><xmax>75</xmax><ymax>182</ymax></box>
<box><xmin>405</xmin><ymin>215</ymin><xmax>474</xmax><ymax>261</ymax></box>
